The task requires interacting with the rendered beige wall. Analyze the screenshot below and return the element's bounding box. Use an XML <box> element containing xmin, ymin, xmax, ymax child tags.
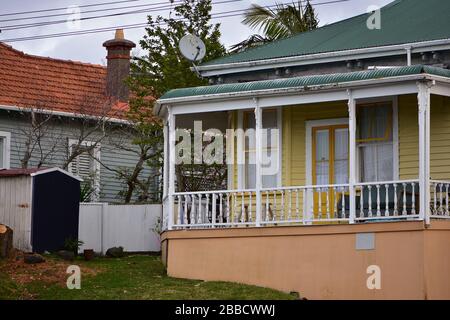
<box><xmin>162</xmin><ymin>221</ymin><xmax>450</xmax><ymax>300</ymax></box>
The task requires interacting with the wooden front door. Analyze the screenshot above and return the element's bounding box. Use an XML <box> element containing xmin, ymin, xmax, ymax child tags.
<box><xmin>312</xmin><ymin>125</ymin><xmax>349</xmax><ymax>218</ymax></box>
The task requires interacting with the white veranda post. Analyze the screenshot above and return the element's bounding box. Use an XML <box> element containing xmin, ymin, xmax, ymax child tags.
<box><xmin>418</xmin><ymin>81</ymin><xmax>431</xmax><ymax>224</ymax></box>
<box><xmin>167</xmin><ymin>107</ymin><xmax>176</xmax><ymax>230</ymax></box>
<box><xmin>254</xmin><ymin>99</ymin><xmax>262</xmax><ymax>227</ymax></box>
<box><xmin>348</xmin><ymin>90</ymin><xmax>357</xmax><ymax>224</ymax></box>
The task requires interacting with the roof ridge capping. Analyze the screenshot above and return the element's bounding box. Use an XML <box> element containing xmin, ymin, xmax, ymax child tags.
<box><xmin>0</xmin><ymin>42</ymin><xmax>106</xmax><ymax>69</ymax></box>
<box><xmin>159</xmin><ymin>64</ymin><xmax>450</xmax><ymax>101</ymax></box>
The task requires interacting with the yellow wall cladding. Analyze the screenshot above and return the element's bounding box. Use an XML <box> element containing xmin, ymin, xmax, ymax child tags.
<box><xmin>399</xmin><ymin>94</ymin><xmax>450</xmax><ymax>180</ymax></box>
<box><xmin>283</xmin><ymin>101</ymin><xmax>348</xmax><ymax>186</ymax></box>
<box><xmin>232</xmin><ymin>94</ymin><xmax>450</xmax><ymax>189</ymax></box>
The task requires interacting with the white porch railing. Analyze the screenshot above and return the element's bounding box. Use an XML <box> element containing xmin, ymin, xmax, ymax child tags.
<box><xmin>166</xmin><ymin>179</ymin><xmax>432</xmax><ymax>230</ymax></box>
<box><xmin>354</xmin><ymin>180</ymin><xmax>420</xmax><ymax>221</ymax></box>
<box><xmin>172</xmin><ymin>189</ymin><xmax>258</xmax><ymax>228</ymax></box>
<box><xmin>430</xmin><ymin>180</ymin><xmax>450</xmax><ymax>219</ymax></box>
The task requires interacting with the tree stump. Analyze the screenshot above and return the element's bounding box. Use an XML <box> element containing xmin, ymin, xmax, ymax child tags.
<box><xmin>0</xmin><ymin>224</ymin><xmax>13</xmax><ymax>259</ymax></box>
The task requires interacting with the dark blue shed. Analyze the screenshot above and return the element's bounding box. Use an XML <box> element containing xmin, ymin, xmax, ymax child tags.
<box><xmin>0</xmin><ymin>168</ymin><xmax>81</xmax><ymax>253</ymax></box>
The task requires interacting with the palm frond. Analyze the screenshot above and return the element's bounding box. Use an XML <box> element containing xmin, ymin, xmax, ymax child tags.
<box><xmin>241</xmin><ymin>0</ymin><xmax>317</xmax><ymax>41</ymax></box>
<box><xmin>228</xmin><ymin>34</ymin><xmax>271</xmax><ymax>53</ymax></box>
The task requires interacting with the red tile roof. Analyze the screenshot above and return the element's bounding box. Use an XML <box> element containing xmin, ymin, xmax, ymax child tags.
<box><xmin>0</xmin><ymin>42</ymin><xmax>128</xmax><ymax>118</ymax></box>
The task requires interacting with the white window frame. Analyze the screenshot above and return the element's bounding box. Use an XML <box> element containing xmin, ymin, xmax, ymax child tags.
<box><xmin>67</xmin><ymin>139</ymin><xmax>101</xmax><ymax>201</ymax></box>
<box><xmin>305</xmin><ymin>98</ymin><xmax>399</xmax><ymax>186</ymax></box>
<box><xmin>0</xmin><ymin>131</ymin><xmax>11</xmax><ymax>169</ymax></box>
<box><xmin>237</xmin><ymin>108</ymin><xmax>282</xmax><ymax>189</ymax></box>
<box><xmin>355</xmin><ymin>96</ymin><xmax>399</xmax><ymax>182</ymax></box>
<box><xmin>305</xmin><ymin>118</ymin><xmax>349</xmax><ymax>186</ymax></box>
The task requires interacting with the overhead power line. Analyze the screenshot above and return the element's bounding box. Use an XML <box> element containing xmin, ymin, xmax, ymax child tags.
<box><xmin>0</xmin><ymin>0</ymin><xmax>351</xmax><ymax>43</ymax></box>
<box><xmin>0</xmin><ymin>0</ymin><xmax>142</xmax><ymax>17</ymax></box>
<box><xmin>0</xmin><ymin>0</ymin><xmax>185</xmax><ymax>23</ymax></box>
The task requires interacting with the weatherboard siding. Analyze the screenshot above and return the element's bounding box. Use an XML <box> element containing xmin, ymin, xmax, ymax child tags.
<box><xmin>231</xmin><ymin>95</ymin><xmax>450</xmax><ymax>190</ymax></box>
<box><xmin>0</xmin><ymin>110</ymin><xmax>155</xmax><ymax>203</ymax></box>
<box><xmin>399</xmin><ymin>94</ymin><xmax>450</xmax><ymax>180</ymax></box>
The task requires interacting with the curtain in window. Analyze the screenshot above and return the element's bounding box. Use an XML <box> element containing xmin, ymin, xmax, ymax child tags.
<box><xmin>244</xmin><ymin>110</ymin><xmax>279</xmax><ymax>189</ymax></box>
<box><xmin>357</xmin><ymin>103</ymin><xmax>393</xmax><ymax>182</ymax></box>
<box><xmin>315</xmin><ymin>130</ymin><xmax>329</xmax><ymax>186</ymax></box>
<box><xmin>334</xmin><ymin>128</ymin><xmax>349</xmax><ymax>184</ymax></box>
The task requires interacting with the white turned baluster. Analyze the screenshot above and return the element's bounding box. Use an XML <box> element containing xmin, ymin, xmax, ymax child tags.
<box><xmin>248</xmin><ymin>192</ymin><xmax>253</xmax><ymax>222</ymax></box>
<box><xmin>433</xmin><ymin>183</ymin><xmax>438</xmax><ymax>215</ymax></box>
<box><xmin>302</xmin><ymin>189</ymin><xmax>307</xmax><ymax>224</ymax></box>
<box><xmin>206</xmin><ymin>194</ymin><xmax>210</xmax><ymax>224</ymax></box>
<box><xmin>326</xmin><ymin>188</ymin><xmax>330</xmax><ymax>219</ymax></box>
<box><xmin>402</xmin><ymin>183</ymin><xmax>407</xmax><ymax>215</ymax></box>
<box><xmin>376</xmin><ymin>184</ymin><xmax>381</xmax><ymax>217</ymax></box>
<box><xmin>265</xmin><ymin>191</ymin><xmax>269</xmax><ymax>222</ymax></box>
<box><xmin>296</xmin><ymin>189</ymin><xmax>300</xmax><ymax>220</ymax></box>
<box><xmin>211</xmin><ymin>194</ymin><xmax>216</xmax><ymax>227</ymax></box>
<box><xmin>393</xmin><ymin>184</ymin><xmax>398</xmax><ymax>216</ymax></box>
<box><xmin>334</xmin><ymin>187</ymin><xmax>338</xmax><ymax>218</ymax></box>
<box><xmin>177</xmin><ymin>195</ymin><xmax>181</xmax><ymax>225</ymax></box>
<box><xmin>191</xmin><ymin>195</ymin><xmax>195</xmax><ymax>224</ymax></box>
<box><xmin>219</xmin><ymin>194</ymin><xmax>223</xmax><ymax>223</ymax></box>
<box><xmin>198</xmin><ymin>194</ymin><xmax>202</xmax><ymax>224</ymax></box>
<box><xmin>341</xmin><ymin>187</ymin><xmax>345</xmax><ymax>218</ymax></box>
<box><xmin>183</xmin><ymin>195</ymin><xmax>188</xmax><ymax>225</ymax></box>
<box><xmin>360</xmin><ymin>186</ymin><xmax>364</xmax><ymax>218</ymax></box>
<box><xmin>439</xmin><ymin>184</ymin><xmax>444</xmax><ymax>215</ymax></box>
<box><xmin>385</xmin><ymin>184</ymin><xmax>389</xmax><ymax>216</ymax></box>
<box><xmin>273</xmin><ymin>191</ymin><xmax>277</xmax><ymax>222</ymax></box>
<box><xmin>234</xmin><ymin>192</ymin><xmax>238</xmax><ymax>223</ymax></box>
<box><xmin>281</xmin><ymin>190</ymin><xmax>285</xmax><ymax>220</ymax></box>
<box><xmin>226</xmin><ymin>193</ymin><xmax>231</xmax><ymax>224</ymax></box>
<box><xmin>317</xmin><ymin>188</ymin><xmax>322</xmax><ymax>219</ymax></box>
<box><xmin>446</xmin><ymin>184</ymin><xmax>449</xmax><ymax>216</ymax></box>
<box><xmin>411</xmin><ymin>183</ymin><xmax>416</xmax><ymax>215</ymax></box>
<box><xmin>368</xmin><ymin>185</ymin><xmax>373</xmax><ymax>217</ymax></box>
<box><xmin>288</xmin><ymin>190</ymin><xmax>292</xmax><ymax>221</ymax></box>
<box><xmin>241</xmin><ymin>192</ymin><xmax>245</xmax><ymax>223</ymax></box>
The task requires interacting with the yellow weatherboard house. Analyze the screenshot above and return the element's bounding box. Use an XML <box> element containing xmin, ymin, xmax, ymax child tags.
<box><xmin>155</xmin><ymin>0</ymin><xmax>450</xmax><ymax>299</ymax></box>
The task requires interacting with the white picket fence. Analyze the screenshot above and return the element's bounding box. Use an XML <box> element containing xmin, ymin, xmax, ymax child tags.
<box><xmin>78</xmin><ymin>203</ymin><xmax>162</xmax><ymax>254</ymax></box>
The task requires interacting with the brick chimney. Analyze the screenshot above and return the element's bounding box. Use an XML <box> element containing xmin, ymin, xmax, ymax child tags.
<box><xmin>103</xmin><ymin>29</ymin><xmax>136</xmax><ymax>102</ymax></box>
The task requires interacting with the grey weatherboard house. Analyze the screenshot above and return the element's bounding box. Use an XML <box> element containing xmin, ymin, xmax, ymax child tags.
<box><xmin>0</xmin><ymin>30</ymin><xmax>156</xmax><ymax>203</ymax></box>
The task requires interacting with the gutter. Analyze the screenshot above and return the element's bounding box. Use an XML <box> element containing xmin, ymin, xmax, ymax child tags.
<box><xmin>154</xmin><ymin>73</ymin><xmax>450</xmax><ymax>116</ymax></box>
<box><xmin>197</xmin><ymin>39</ymin><xmax>450</xmax><ymax>77</ymax></box>
<box><xmin>0</xmin><ymin>104</ymin><xmax>131</xmax><ymax>125</ymax></box>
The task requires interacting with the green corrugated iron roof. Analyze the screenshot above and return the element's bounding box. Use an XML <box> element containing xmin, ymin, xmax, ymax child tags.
<box><xmin>159</xmin><ymin>65</ymin><xmax>450</xmax><ymax>100</ymax></box>
<box><xmin>202</xmin><ymin>0</ymin><xmax>450</xmax><ymax>67</ymax></box>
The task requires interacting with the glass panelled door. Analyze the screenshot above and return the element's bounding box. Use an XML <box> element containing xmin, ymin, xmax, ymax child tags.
<box><xmin>312</xmin><ymin>125</ymin><xmax>349</xmax><ymax>217</ymax></box>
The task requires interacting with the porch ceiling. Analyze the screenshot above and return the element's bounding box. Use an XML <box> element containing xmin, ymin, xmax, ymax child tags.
<box><xmin>159</xmin><ymin>65</ymin><xmax>450</xmax><ymax>102</ymax></box>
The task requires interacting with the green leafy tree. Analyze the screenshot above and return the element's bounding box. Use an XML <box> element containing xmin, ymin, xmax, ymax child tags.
<box><xmin>131</xmin><ymin>0</ymin><xmax>226</xmax><ymax>98</ymax></box>
<box><xmin>119</xmin><ymin>0</ymin><xmax>227</xmax><ymax>200</ymax></box>
<box><xmin>230</xmin><ymin>0</ymin><xmax>319</xmax><ymax>53</ymax></box>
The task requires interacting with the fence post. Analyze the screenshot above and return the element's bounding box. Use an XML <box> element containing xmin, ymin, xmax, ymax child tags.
<box><xmin>100</xmin><ymin>203</ymin><xmax>108</xmax><ymax>255</ymax></box>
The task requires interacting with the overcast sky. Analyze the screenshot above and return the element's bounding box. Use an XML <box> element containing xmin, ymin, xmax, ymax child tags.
<box><xmin>0</xmin><ymin>0</ymin><xmax>394</xmax><ymax>65</ymax></box>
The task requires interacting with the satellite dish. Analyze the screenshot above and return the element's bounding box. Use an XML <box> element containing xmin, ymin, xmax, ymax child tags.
<box><xmin>179</xmin><ymin>34</ymin><xmax>206</xmax><ymax>62</ymax></box>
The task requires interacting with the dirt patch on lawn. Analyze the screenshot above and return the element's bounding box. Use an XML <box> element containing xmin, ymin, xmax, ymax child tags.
<box><xmin>0</xmin><ymin>250</ymin><xmax>101</xmax><ymax>287</ymax></box>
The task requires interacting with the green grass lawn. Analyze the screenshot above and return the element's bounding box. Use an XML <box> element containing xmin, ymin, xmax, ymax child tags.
<box><xmin>0</xmin><ymin>255</ymin><xmax>294</xmax><ymax>300</ymax></box>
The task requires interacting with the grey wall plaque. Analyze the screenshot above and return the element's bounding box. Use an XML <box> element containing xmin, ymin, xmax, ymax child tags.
<box><xmin>355</xmin><ymin>233</ymin><xmax>375</xmax><ymax>250</ymax></box>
